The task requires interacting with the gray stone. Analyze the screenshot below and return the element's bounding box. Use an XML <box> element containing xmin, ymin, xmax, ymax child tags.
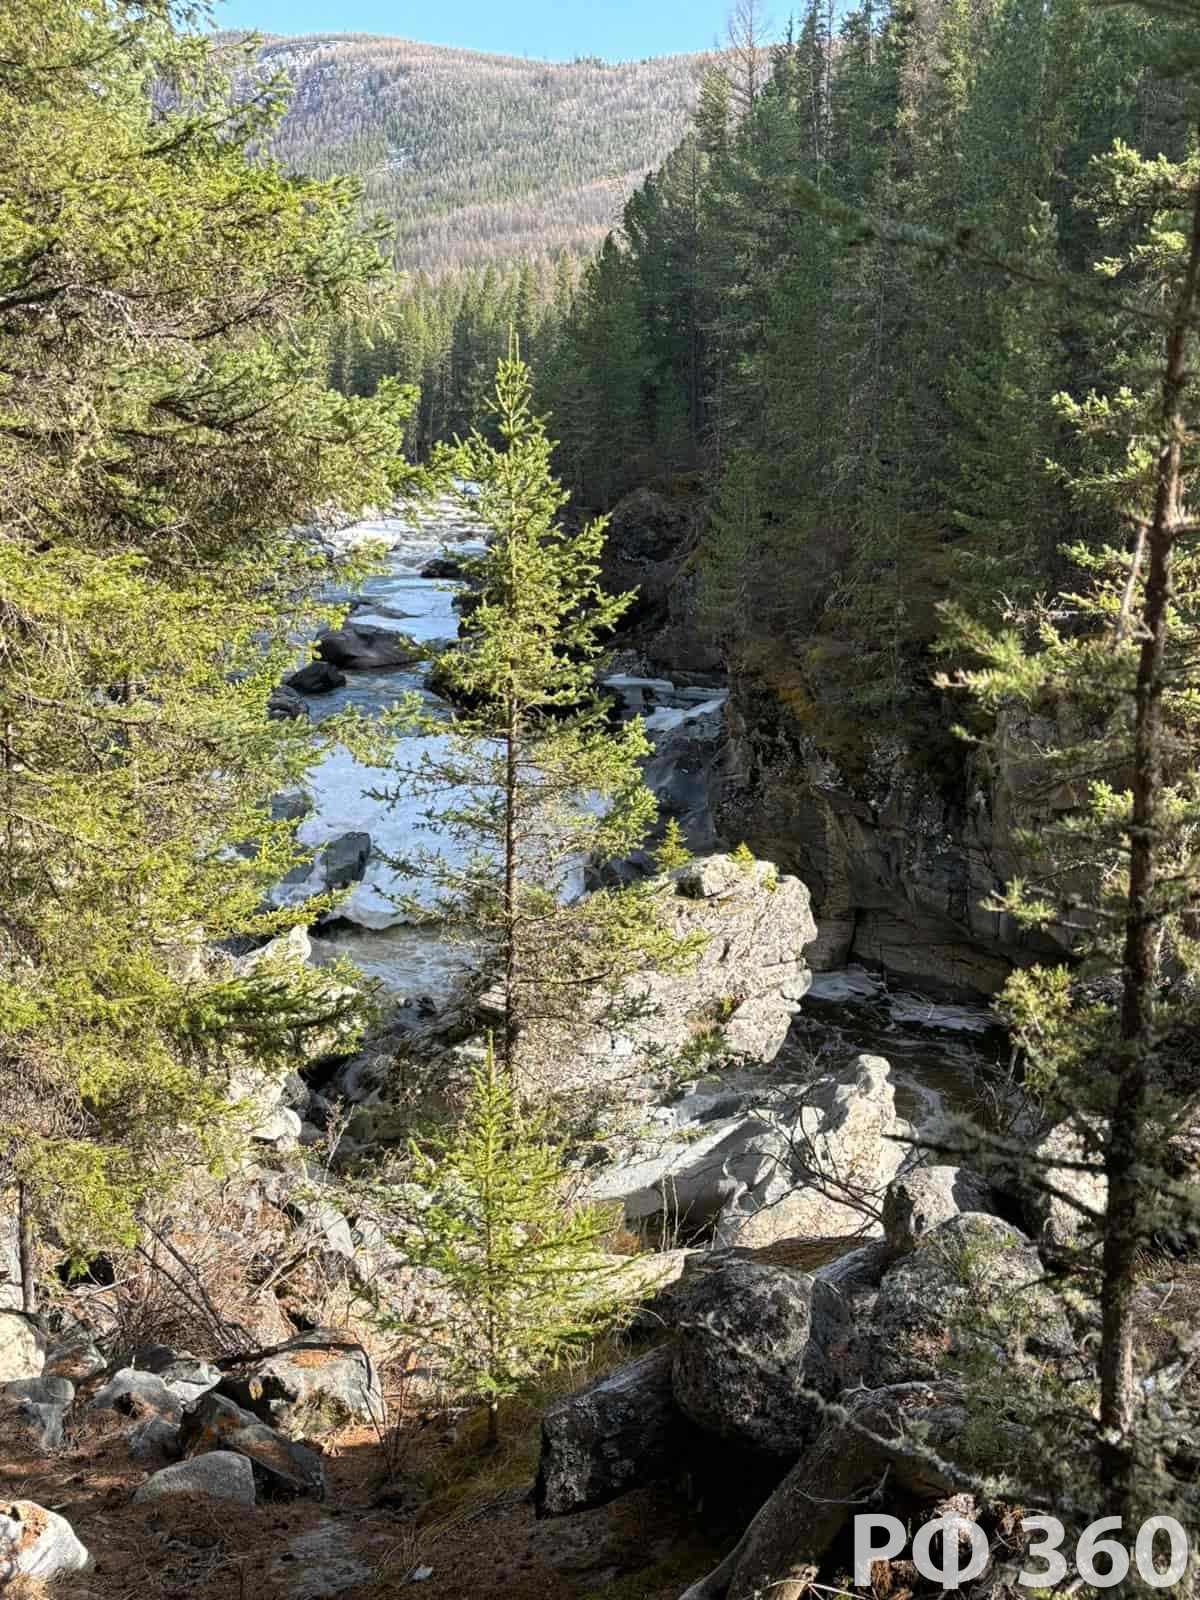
<box><xmin>0</xmin><ymin>1311</ymin><xmax>46</xmax><ymax>1383</ymax></box>
<box><xmin>883</xmin><ymin>1164</ymin><xmax>997</xmax><ymax>1257</ymax></box>
<box><xmin>1</xmin><ymin>1376</ymin><xmax>74</xmax><ymax>1451</ymax></box>
<box><xmin>671</xmin><ymin>1257</ymin><xmax>842</xmax><ymax>1456</ymax></box>
<box><xmin>128</xmin><ymin>1415</ymin><xmax>183</xmax><ymax>1467</ymax></box>
<box><xmin>535</xmin><ymin>1344</ymin><xmax>683</xmax><ymax>1516</ymax></box>
<box><xmin>133</xmin><ymin>1450</ymin><xmax>256</xmax><ymax>1506</ymax></box>
<box><xmin>527</xmin><ymin>852</ymin><xmax>817</xmax><ymax>1100</ymax></box>
<box><xmin>646</xmin><ymin>1056</ymin><xmax>911</xmax><ymax>1249</ymax></box>
<box><xmin>1025</xmin><ymin>1116</ymin><xmax>1107</xmax><ymax>1250</ymax></box>
<box><xmin>288</xmin><ymin>660</ymin><xmax>347</xmax><ymax>694</ymax></box>
<box><xmin>271</xmin><ymin>787</ymin><xmax>314</xmax><ymax>823</ymax></box>
<box><xmin>288</xmin><ymin>1200</ymin><xmax>355</xmax><ymax>1262</ymax></box>
<box><xmin>0</xmin><ymin>1501</ymin><xmax>89</xmax><ymax>1582</ymax></box>
<box><xmin>223</xmin><ymin>1422</ymin><xmax>327</xmax><ymax>1499</ymax></box>
<box><xmin>317</xmin><ymin>624</ymin><xmax>420</xmax><ymax>671</ymax></box>
<box><xmin>319</xmin><ymin>831</ymin><xmax>372</xmax><ymax>889</ymax></box>
<box><xmin>0</xmin><ymin>1215</ymin><xmax>20</xmax><ymax>1311</ymax></box>
<box><xmin>268</xmin><ymin>684</ymin><xmax>309</xmax><ymax>720</ymax></box>
<box><xmin>216</xmin><ymin>1329</ymin><xmax>383</xmax><ymax>1438</ymax></box>
<box><xmin>156</xmin><ymin>1356</ymin><xmax>222</xmax><ymax>1405</ymax></box>
<box><xmin>92</xmin><ymin>1367</ymin><xmax>183</xmax><ymax>1424</ymax></box>
<box><xmin>869</xmin><ymin>1213</ymin><xmax>1075</xmax><ymax>1388</ymax></box>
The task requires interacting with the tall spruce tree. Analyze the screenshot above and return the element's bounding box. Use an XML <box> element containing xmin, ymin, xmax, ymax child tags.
<box><xmin>938</xmin><ymin>115</ymin><xmax>1200</xmax><ymax>1542</ymax></box>
<box><xmin>0</xmin><ymin>0</ymin><xmax>413</xmax><ymax>1268</ymax></box>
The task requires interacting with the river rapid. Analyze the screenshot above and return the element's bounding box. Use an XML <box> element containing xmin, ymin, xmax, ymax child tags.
<box><xmin>285</xmin><ymin>502</ymin><xmax>1010</xmax><ymax>1135</ymax></box>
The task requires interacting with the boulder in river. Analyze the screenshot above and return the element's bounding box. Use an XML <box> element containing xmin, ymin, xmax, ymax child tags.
<box><xmin>319</xmin><ymin>830</ymin><xmax>372</xmax><ymax>889</ymax></box>
<box><xmin>287</xmin><ymin>660</ymin><xmax>348</xmax><ymax>695</ymax></box>
<box><xmin>317</xmin><ymin>623</ymin><xmax>421</xmax><ymax>671</ymax></box>
<box><xmin>267</xmin><ymin>683</ymin><xmax>309</xmax><ymax>720</ymax></box>
<box><xmin>420</xmin><ymin>554</ymin><xmax>467</xmax><ymax>579</ymax></box>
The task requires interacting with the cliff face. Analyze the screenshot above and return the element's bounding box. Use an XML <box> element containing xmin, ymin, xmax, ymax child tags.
<box><xmin>599</xmin><ymin>488</ymin><xmax>1073</xmax><ymax>999</ymax></box>
<box><xmin>718</xmin><ymin>668</ymin><xmax>1073</xmax><ymax>996</ymax></box>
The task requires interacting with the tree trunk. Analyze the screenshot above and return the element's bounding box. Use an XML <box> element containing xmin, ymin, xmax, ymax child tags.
<box><xmin>503</xmin><ymin>695</ymin><xmax>520</xmax><ymax>1083</ymax></box>
<box><xmin>1100</xmin><ymin>145</ymin><xmax>1200</xmax><ymax>1516</ymax></box>
<box><xmin>17</xmin><ymin>1182</ymin><xmax>36</xmax><ymax>1315</ymax></box>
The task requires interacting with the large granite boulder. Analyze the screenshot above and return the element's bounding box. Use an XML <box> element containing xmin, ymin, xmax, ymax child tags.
<box><xmin>134</xmin><ymin>1451</ymin><xmax>256</xmax><ymax>1506</ymax></box>
<box><xmin>215</xmin><ymin>1329</ymin><xmax>382</xmax><ymax>1438</ymax></box>
<box><xmin>662</xmin><ymin>1057</ymin><xmax>911</xmax><ymax>1248</ymax></box>
<box><xmin>868</xmin><ymin>1213</ymin><xmax>1074</xmax><ymax>1388</ymax></box>
<box><xmin>526</xmin><ymin>853</ymin><xmax>817</xmax><ymax>1101</ymax></box>
<box><xmin>0</xmin><ymin>1311</ymin><xmax>45</xmax><ymax>1383</ymax></box>
<box><xmin>670</xmin><ymin>1256</ymin><xmax>847</xmax><ymax>1457</ymax></box>
<box><xmin>1022</xmin><ymin>1115</ymin><xmax>1107</xmax><ymax>1251</ymax></box>
<box><xmin>535</xmin><ymin>1344</ymin><xmax>684</xmax><ymax>1516</ymax></box>
<box><xmin>91</xmin><ymin>1367</ymin><xmax>183</xmax><ymax>1424</ymax></box>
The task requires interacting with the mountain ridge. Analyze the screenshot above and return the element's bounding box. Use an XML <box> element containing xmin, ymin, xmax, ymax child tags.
<box><xmin>230</xmin><ymin>30</ymin><xmax>705</xmax><ymax>271</ymax></box>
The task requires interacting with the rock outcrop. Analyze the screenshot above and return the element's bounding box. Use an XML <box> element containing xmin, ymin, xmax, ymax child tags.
<box><xmin>719</xmin><ymin>673</ymin><xmax>1076</xmax><ymax>994</ymax></box>
<box><xmin>586</xmin><ymin>1055</ymin><xmax>911</xmax><ymax>1248</ymax></box>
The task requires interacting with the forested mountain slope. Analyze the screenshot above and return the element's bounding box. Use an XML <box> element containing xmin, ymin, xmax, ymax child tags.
<box><xmin>234</xmin><ymin>32</ymin><xmax>703</xmax><ymax>270</ymax></box>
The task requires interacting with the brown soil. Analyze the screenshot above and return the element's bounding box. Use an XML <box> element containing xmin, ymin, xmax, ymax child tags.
<box><xmin>3</xmin><ymin>1374</ymin><xmax>730</xmax><ymax>1600</ymax></box>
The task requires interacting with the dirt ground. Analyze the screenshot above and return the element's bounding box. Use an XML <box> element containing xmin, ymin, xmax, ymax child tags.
<box><xmin>3</xmin><ymin>1375</ymin><xmax>734</xmax><ymax>1600</ymax></box>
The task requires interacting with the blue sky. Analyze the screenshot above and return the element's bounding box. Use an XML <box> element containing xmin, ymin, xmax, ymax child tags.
<box><xmin>211</xmin><ymin>0</ymin><xmax>735</xmax><ymax>61</ymax></box>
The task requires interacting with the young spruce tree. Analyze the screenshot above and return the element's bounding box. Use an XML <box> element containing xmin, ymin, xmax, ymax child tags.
<box><xmin>372</xmin><ymin>1038</ymin><xmax>621</xmax><ymax>1446</ymax></box>
<box><xmin>383</xmin><ymin>347</ymin><xmax>697</xmax><ymax>1097</ymax></box>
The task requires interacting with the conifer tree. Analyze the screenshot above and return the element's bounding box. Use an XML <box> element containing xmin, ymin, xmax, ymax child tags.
<box><xmin>382</xmin><ymin>349</ymin><xmax>697</xmax><ymax>1094</ymax></box>
<box><xmin>0</xmin><ymin>0</ymin><xmax>413</xmax><ymax>1264</ymax></box>
<box><xmin>938</xmin><ymin>119</ymin><xmax>1200</xmax><ymax>1538</ymax></box>
<box><xmin>371</xmin><ymin>1039</ymin><xmax>622</xmax><ymax>1446</ymax></box>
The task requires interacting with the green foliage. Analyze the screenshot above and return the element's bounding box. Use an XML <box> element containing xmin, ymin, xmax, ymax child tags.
<box><xmin>654</xmin><ymin>818</ymin><xmax>693</xmax><ymax>873</ymax></box>
<box><xmin>377</xmin><ymin>350</ymin><xmax>699</xmax><ymax>1093</ymax></box>
<box><xmin>372</xmin><ymin>1040</ymin><xmax>626</xmax><ymax>1441</ymax></box>
<box><xmin>937</xmin><ymin>122</ymin><xmax>1200</xmax><ymax>1536</ymax></box>
<box><xmin>0</xmin><ymin>0</ymin><xmax>413</xmax><ymax>1255</ymax></box>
